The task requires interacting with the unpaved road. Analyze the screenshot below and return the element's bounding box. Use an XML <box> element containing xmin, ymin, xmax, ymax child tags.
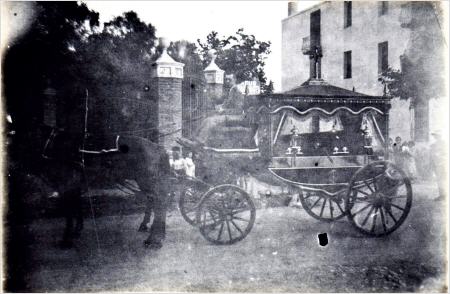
<box><xmin>11</xmin><ymin>182</ymin><xmax>448</xmax><ymax>292</ymax></box>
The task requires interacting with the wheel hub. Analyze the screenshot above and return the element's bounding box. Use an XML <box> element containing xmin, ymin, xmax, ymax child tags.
<box><xmin>372</xmin><ymin>192</ymin><xmax>386</xmax><ymax>207</ymax></box>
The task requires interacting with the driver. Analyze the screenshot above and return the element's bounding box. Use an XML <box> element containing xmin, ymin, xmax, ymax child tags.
<box><xmin>217</xmin><ymin>74</ymin><xmax>244</xmax><ymax>113</ymax></box>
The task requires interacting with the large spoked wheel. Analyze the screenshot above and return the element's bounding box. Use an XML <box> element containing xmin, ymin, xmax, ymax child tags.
<box><xmin>299</xmin><ymin>188</ymin><xmax>347</xmax><ymax>222</ymax></box>
<box><xmin>345</xmin><ymin>161</ymin><xmax>412</xmax><ymax>236</ymax></box>
<box><xmin>196</xmin><ymin>185</ymin><xmax>256</xmax><ymax>245</ymax></box>
<box><xmin>178</xmin><ymin>181</ymin><xmax>209</xmax><ymax>226</ymax></box>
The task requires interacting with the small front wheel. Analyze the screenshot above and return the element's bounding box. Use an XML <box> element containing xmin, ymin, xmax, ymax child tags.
<box><xmin>178</xmin><ymin>181</ymin><xmax>208</xmax><ymax>226</ymax></box>
<box><xmin>345</xmin><ymin>161</ymin><xmax>412</xmax><ymax>236</ymax></box>
<box><xmin>196</xmin><ymin>185</ymin><xmax>256</xmax><ymax>245</ymax></box>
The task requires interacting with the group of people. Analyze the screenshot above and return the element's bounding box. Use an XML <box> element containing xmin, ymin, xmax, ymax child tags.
<box><xmin>168</xmin><ymin>146</ymin><xmax>196</xmax><ymax>178</ymax></box>
<box><xmin>389</xmin><ymin>133</ymin><xmax>446</xmax><ymax>201</ymax></box>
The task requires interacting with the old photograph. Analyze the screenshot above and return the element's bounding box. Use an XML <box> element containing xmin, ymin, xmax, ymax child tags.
<box><xmin>1</xmin><ymin>0</ymin><xmax>448</xmax><ymax>292</ymax></box>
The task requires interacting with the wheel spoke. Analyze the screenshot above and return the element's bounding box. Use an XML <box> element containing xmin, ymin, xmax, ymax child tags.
<box><xmin>390</xmin><ymin>203</ymin><xmax>405</xmax><ymax>211</ymax></box>
<box><xmin>226</xmin><ymin>219</ymin><xmax>233</xmax><ymax>241</ymax></box>
<box><xmin>385</xmin><ymin>207</ymin><xmax>398</xmax><ymax>223</ymax></box>
<box><xmin>372</xmin><ymin>176</ymin><xmax>378</xmax><ymax>191</ymax></box>
<box><xmin>361</xmin><ymin>206</ymin><xmax>375</xmax><ymax>226</ymax></box>
<box><xmin>379</xmin><ymin>207</ymin><xmax>387</xmax><ymax>232</ymax></box>
<box><xmin>354</xmin><ymin>197</ymin><xmax>369</xmax><ymax>203</ymax></box>
<box><xmin>303</xmin><ymin>194</ymin><xmax>312</xmax><ymax>200</ymax></box>
<box><xmin>387</xmin><ymin>195</ymin><xmax>407</xmax><ymax>200</ymax></box>
<box><xmin>233</xmin><ymin>216</ymin><xmax>250</xmax><ymax>222</ymax></box>
<box><xmin>232</xmin><ymin>208</ymin><xmax>251</xmax><ymax>215</ymax></box>
<box><xmin>370</xmin><ymin>207</ymin><xmax>378</xmax><ymax>233</ymax></box>
<box><xmin>217</xmin><ymin>222</ymin><xmax>225</xmax><ymax>241</ymax></box>
<box><xmin>351</xmin><ymin>203</ymin><xmax>371</xmax><ymax>217</ymax></box>
<box><xmin>230</xmin><ymin>219</ymin><xmax>244</xmax><ymax>236</ymax></box>
<box><xmin>363</xmin><ymin>180</ymin><xmax>375</xmax><ymax>193</ymax></box>
<box><xmin>354</xmin><ymin>188</ymin><xmax>370</xmax><ymax>196</ymax></box>
<box><xmin>335</xmin><ymin>200</ymin><xmax>345</xmax><ymax>214</ymax></box>
<box><xmin>310</xmin><ymin>197</ymin><xmax>322</xmax><ymax>209</ymax></box>
<box><xmin>319</xmin><ymin>198</ymin><xmax>326</xmax><ymax>217</ymax></box>
<box><xmin>329</xmin><ymin>199</ymin><xmax>333</xmax><ymax>218</ymax></box>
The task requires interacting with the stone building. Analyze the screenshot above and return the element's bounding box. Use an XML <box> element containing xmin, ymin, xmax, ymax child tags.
<box><xmin>282</xmin><ymin>1</ymin><xmax>447</xmax><ymax>142</ymax></box>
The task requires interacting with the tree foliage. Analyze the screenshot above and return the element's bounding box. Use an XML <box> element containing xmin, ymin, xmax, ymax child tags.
<box><xmin>378</xmin><ymin>67</ymin><xmax>416</xmax><ymax>101</ymax></box>
<box><xmin>197</xmin><ymin>29</ymin><xmax>273</xmax><ymax>93</ymax></box>
<box><xmin>168</xmin><ymin>40</ymin><xmax>204</xmax><ymax>80</ymax></box>
<box><xmin>80</xmin><ymin>11</ymin><xmax>157</xmax><ymax>93</ymax></box>
<box><xmin>379</xmin><ymin>53</ymin><xmax>446</xmax><ymax>105</ymax></box>
<box><xmin>3</xmin><ymin>2</ymin><xmax>99</xmax><ymax>133</ymax></box>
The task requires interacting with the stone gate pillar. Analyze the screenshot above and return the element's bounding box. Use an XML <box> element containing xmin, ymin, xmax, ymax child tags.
<box><xmin>151</xmin><ymin>37</ymin><xmax>184</xmax><ymax>150</ymax></box>
<box><xmin>204</xmin><ymin>50</ymin><xmax>224</xmax><ymax>109</ymax></box>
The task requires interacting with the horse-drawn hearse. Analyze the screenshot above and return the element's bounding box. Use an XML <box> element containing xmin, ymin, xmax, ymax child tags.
<box><xmin>7</xmin><ymin>77</ymin><xmax>412</xmax><ymax>248</ymax></box>
<box><xmin>177</xmin><ymin>78</ymin><xmax>412</xmax><ymax>244</ymax></box>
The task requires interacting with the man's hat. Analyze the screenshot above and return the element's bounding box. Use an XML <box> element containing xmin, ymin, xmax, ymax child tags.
<box><xmin>172</xmin><ymin>146</ymin><xmax>181</xmax><ymax>151</ymax></box>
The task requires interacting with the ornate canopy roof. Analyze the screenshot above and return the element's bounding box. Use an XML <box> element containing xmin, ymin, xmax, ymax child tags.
<box><xmin>256</xmin><ymin>79</ymin><xmax>390</xmax><ymax>113</ymax></box>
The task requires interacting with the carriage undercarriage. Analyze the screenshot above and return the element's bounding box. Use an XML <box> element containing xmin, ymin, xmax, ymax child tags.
<box><xmin>176</xmin><ymin>158</ymin><xmax>412</xmax><ymax>245</ymax></box>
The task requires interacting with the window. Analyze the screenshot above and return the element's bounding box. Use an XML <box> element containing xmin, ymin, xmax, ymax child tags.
<box><xmin>344</xmin><ymin>1</ymin><xmax>352</xmax><ymax>28</ymax></box>
<box><xmin>378</xmin><ymin>41</ymin><xmax>388</xmax><ymax>73</ymax></box>
<box><xmin>378</xmin><ymin>1</ymin><xmax>388</xmax><ymax>16</ymax></box>
<box><xmin>344</xmin><ymin>51</ymin><xmax>352</xmax><ymax>79</ymax></box>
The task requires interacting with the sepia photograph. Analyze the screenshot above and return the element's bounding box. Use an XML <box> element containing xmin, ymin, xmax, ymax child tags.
<box><xmin>1</xmin><ymin>0</ymin><xmax>448</xmax><ymax>292</ymax></box>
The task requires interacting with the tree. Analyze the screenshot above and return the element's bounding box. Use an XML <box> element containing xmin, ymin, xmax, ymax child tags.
<box><xmin>378</xmin><ymin>3</ymin><xmax>446</xmax><ymax>105</ymax></box>
<box><xmin>197</xmin><ymin>29</ymin><xmax>273</xmax><ymax>93</ymax></box>
<box><xmin>81</xmin><ymin>11</ymin><xmax>157</xmax><ymax>94</ymax></box>
<box><xmin>378</xmin><ymin>54</ymin><xmax>445</xmax><ymax>106</ymax></box>
<box><xmin>168</xmin><ymin>40</ymin><xmax>204</xmax><ymax>79</ymax></box>
<box><xmin>78</xmin><ymin>11</ymin><xmax>158</xmax><ymax>142</ymax></box>
<box><xmin>3</xmin><ymin>2</ymin><xmax>100</xmax><ymax>162</ymax></box>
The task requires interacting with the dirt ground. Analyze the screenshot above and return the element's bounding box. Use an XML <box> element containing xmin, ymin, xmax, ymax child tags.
<box><xmin>5</xmin><ymin>181</ymin><xmax>448</xmax><ymax>292</ymax></box>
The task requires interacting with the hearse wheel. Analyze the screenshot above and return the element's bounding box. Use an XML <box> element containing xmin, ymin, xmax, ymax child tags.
<box><xmin>299</xmin><ymin>188</ymin><xmax>347</xmax><ymax>222</ymax></box>
<box><xmin>345</xmin><ymin>161</ymin><xmax>412</xmax><ymax>236</ymax></box>
<box><xmin>178</xmin><ymin>180</ymin><xmax>209</xmax><ymax>226</ymax></box>
<box><xmin>196</xmin><ymin>185</ymin><xmax>256</xmax><ymax>245</ymax></box>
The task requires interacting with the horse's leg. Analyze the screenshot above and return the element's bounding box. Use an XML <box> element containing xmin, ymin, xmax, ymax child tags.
<box><xmin>60</xmin><ymin>187</ymin><xmax>82</xmax><ymax>248</ymax></box>
<box><xmin>138</xmin><ymin>195</ymin><xmax>153</xmax><ymax>232</ymax></box>
<box><xmin>61</xmin><ymin>204</ymin><xmax>74</xmax><ymax>249</ymax></box>
<box><xmin>73</xmin><ymin>188</ymin><xmax>83</xmax><ymax>237</ymax></box>
<box><xmin>144</xmin><ymin>187</ymin><xmax>167</xmax><ymax>249</ymax></box>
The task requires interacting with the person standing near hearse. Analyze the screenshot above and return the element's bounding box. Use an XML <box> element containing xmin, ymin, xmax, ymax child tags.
<box><xmin>430</xmin><ymin>132</ymin><xmax>447</xmax><ymax>201</ymax></box>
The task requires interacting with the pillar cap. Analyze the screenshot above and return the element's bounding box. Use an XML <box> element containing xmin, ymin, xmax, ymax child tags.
<box><xmin>152</xmin><ymin>37</ymin><xmax>184</xmax><ymax>79</ymax></box>
<box><xmin>204</xmin><ymin>49</ymin><xmax>224</xmax><ymax>84</ymax></box>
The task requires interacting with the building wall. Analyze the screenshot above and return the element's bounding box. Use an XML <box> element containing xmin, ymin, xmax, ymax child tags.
<box><xmin>281</xmin><ymin>1</ymin><xmax>426</xmax><ymax>141</ymax></box>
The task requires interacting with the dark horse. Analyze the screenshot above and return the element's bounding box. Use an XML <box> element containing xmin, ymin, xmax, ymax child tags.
<box><xmin>100</xmin><ymin>135</ymin><xmax>171</xmax><ymax>249</ymax></box>
<box><xmin>8</xmin><ymin>127</ymin><xmax>171</xmax><ymax>249</ymax></box>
